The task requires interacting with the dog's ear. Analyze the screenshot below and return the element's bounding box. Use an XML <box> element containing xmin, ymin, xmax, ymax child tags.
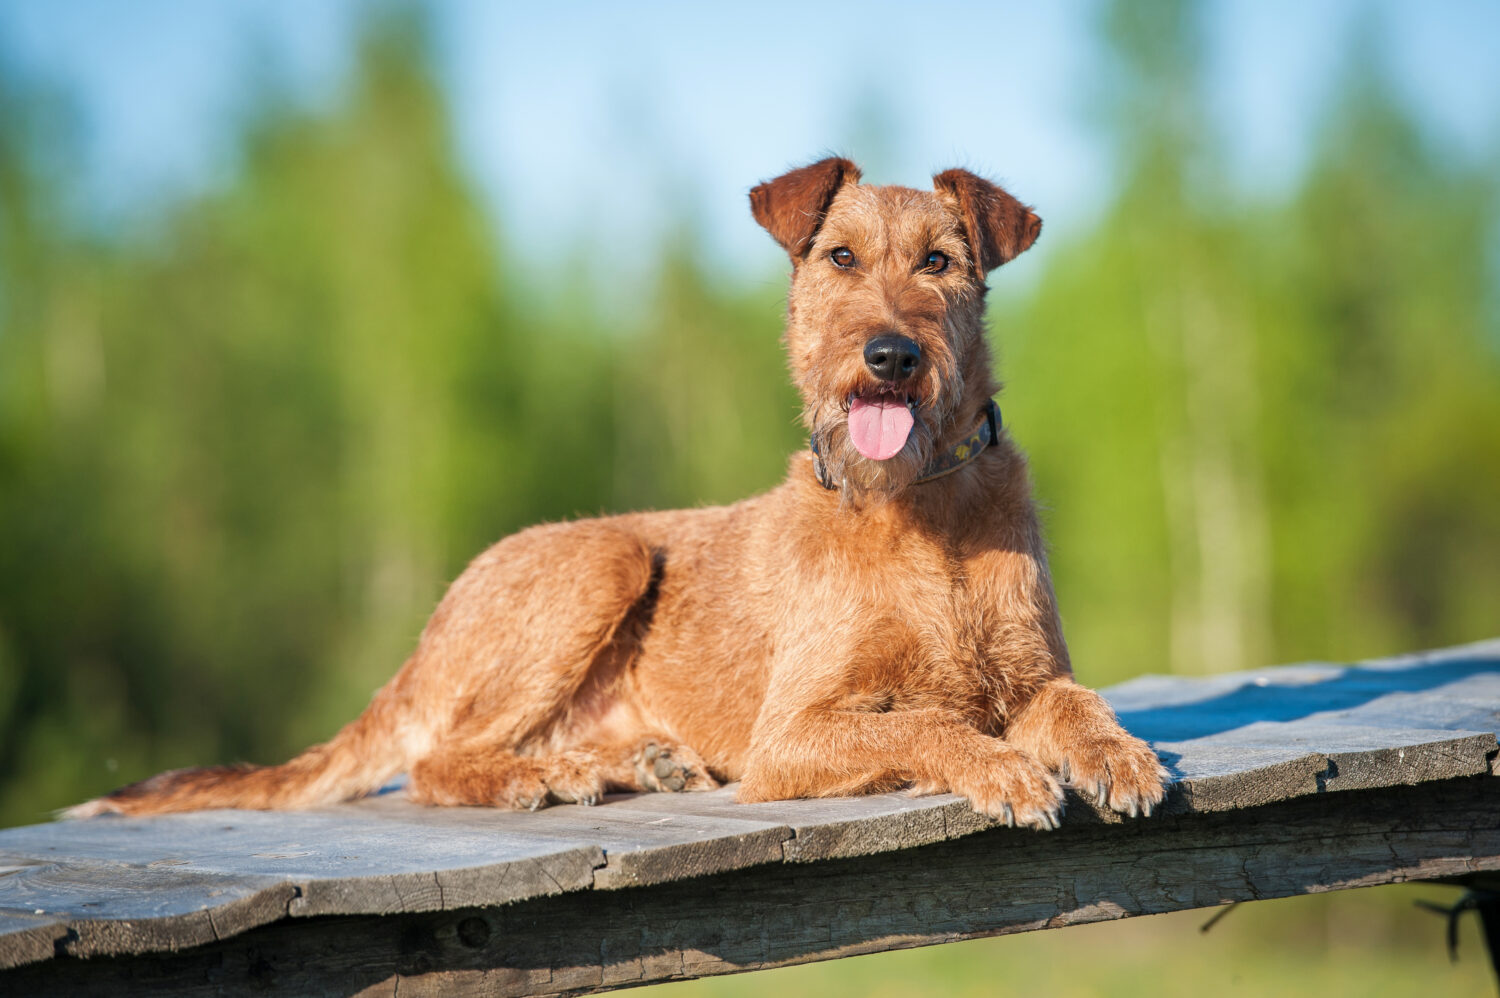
<box><xmin>932</xmin><ymin>169</ymin><xmax>1041</xmax><ymax>275</ymax></box>
<box><xmin>750</xmin><ymin>157</ymin><xmax>862</xmax><ymax>259</ymax></box>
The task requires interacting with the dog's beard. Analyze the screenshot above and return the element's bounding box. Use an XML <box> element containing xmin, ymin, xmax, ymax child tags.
<box><xmin>810</xmin><ymin>400</ymin><xmax>941</xmax><ymax>501</ymax></box>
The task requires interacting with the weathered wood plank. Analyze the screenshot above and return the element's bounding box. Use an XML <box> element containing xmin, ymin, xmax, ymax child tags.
<box><xmin>556</xmin><ymin>785</ymin><xmax>988</xmax><ymax>862</ymax></box>
<box><xmin>351</xmin><ymin>795</ymin><xmax>796</xmax><ymax>889</ymax></box>
<box><xmin>1111</xmin><ymin>639</ymin><xmax>1500</xmax><ymax>809</ymax></box>
<box><xmin>0</xmin><ymin>857</ymin><xmax>296</xmax><ymax>965</ymax></box>
<box><xmin>9</xmin><ymin>774</ymin><xmax>1498</xmax><ymax>997</ymax></box>
<box><xmin>0</xmin><ymin>910</ymin><xmax>67</xmax><ymax>971</ymax></box>
<box><xmin>0</xmin><ymin>807</ymin><xmax>608</xmax><ymax>921</ymax></box>
<box><xmin>1</xmin><ymin>639</ymin><xmax>1495</xmax><ymax>979</ymax></box>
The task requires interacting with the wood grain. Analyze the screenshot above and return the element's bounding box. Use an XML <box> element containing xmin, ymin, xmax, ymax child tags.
<box><xmin>7</xmin><ymin>775</ymin><xmax>1498</xmax><ymax>997</ymax></box>
<box><xmin>1</xmin><ymin>638</ymin><xmax>1496</xmax><ymax>989</ymax></box>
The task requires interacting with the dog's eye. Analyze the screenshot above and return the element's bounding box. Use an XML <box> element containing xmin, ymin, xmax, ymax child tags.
<box><xmin>921</xmin><ymin>251</ymin><xmax>949</xmax><ymax>274</ymax></box>
<box><xmin>830</xmin><ymin>247</ymin><xmax>856</xmax><ymax>269</ymax></box>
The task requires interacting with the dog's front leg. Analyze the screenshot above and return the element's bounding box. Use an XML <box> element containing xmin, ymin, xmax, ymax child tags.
<box><xmin>1003</xmin><ymin>679</ymin><xmax>1170</xmax><ymax>817</ymax></box>
<box><xmin>968</xmin><ymin>531</ymin><xmax>1170</xmax><ymax>818</ymax></box>
<box><xmin>738</xmin><ymin>667</ymin><xmax>1064</xmax><ymax>829</ymax></box>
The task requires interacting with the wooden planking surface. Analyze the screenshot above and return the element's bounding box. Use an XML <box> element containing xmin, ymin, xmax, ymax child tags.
<box><xmin>1110</xmin><ymin>638</ymin><xmax>1500</xmax><ymax>806</ymax></box>
<box><xmin>10</xmin><ymin>774</ymin><xmax>1500</xmax><ymax>997</ymax></box>
<box><xmin>2</xmin><ymin>638</ymin><xmax>1497</xmax><ymax>973</ymax></box>
<box><xmin>0</xmin><ymin>859</ymin><xmax>296</xmax><ymax>961</ymax></box>
<box><xmin>0</xmin><ymin>910</ymin><xmax>70</xmax><ymax>970</ymax></box>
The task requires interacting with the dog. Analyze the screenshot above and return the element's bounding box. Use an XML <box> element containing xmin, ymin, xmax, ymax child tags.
<box><xmin>68</xmin><ymin>157</ymin><xmax>1168</xmax><ymax>830</ymax></box>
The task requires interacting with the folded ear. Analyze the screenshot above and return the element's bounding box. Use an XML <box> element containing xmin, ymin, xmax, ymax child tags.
<box><xmin>750</xmin><ymin>157</ymin><xmax>862</xmax><ymax>258</ymax></box>
<box><xmin>932</xmin><ymin>169</ymin><xmax>1041</xmax><ymax>275</ymax></box>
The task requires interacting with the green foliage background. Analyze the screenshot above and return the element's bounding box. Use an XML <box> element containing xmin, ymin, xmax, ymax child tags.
<box><xmin>0</xmin><ymin>1</ymin><xmax>1497</xmax><ymax>990</ymax></box>
<box><xmin>2</xmin><ymin>0</ymin><xmax>1497</xmax><ymax>823</ymax></box>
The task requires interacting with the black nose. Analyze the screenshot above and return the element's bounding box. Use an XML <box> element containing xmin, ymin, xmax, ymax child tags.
<box><xmin>863</xmin><ymin>335</ymin><xmax>922</xmax><ymax>383</ymax></box>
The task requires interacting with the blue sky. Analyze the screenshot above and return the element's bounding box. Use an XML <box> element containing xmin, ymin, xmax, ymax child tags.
<box><xmin>3</xmin><ymin>1</ymin><xmax>1497</xmax><ymax>281</ymax></box>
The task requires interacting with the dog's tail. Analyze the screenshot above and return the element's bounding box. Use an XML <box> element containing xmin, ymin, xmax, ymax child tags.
<box><xmin>63</xmin><ymin>677</ymin><xmax>415</xmax><ymax>819</ymax></box>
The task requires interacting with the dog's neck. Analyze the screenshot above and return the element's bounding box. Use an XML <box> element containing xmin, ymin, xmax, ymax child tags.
<box><xmin>810</xmin><ymin>398</ymin><xmax>1002</xmax><ymax>492</ymax></box>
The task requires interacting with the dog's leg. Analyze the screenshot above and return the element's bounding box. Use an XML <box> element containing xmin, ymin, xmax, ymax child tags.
<box><xmin>409</xmin><ymin>744</ymin><xmax>610</xmax><ymax>808</ymax></box>
<box><xmin>402</xmin><ymin>520</ymin><xmax>659</xmax><ymax>809</ymax></box>
<box><xmin>1003</xmin><ymin>679</ymin><xmax>1169</xmax><ymax>817</ymax></box>
<box><xmin>968</xmin><ymin>507</ymin><xmax>1169</xmax><ymax>818</ymax></box>
<box><xmin>408</xmin><ymin>735</ymin><xmax>719</xmax><ymax>808</ymax></box>
<box><xmin>740</xmin><ymin>703</ymin><xmax>1064</xmax><ymax>830</ymax></box>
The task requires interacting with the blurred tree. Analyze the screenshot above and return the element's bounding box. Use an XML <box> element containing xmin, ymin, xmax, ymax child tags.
<box><xmin>1004</xmin><ymin>0</ymin><xmax>1273</xmax><ymax>681</ymax></box>
<box><xmin>1001</xmin><ymin>0</ymin><xmax>1499</xmax><ymax>686</ymax></box>
<box><xmin>1261</xmin><ymin>22</ymin><xmax>1500</xmax><ymax>659</ymax></box>
<box><xmin>0</xmin><ymin>8</ymin><xmax>621</xmax><ymax>822</ymax></box>
<box><xmin>611</xmin><ymin>232</ymin><xmax>800</xmax><ymax>512</ymax></box>
<box><xmin>0</xmin><ymin>59</ymin><xmax>143</xmax><ymax>823</ymax></box>
<box><xmin>1</xmin><ymin>0</ymin><xmax>1496</xmax><ymax>829</ymax></box>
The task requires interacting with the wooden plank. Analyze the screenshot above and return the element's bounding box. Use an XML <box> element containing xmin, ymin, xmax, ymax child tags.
<box><xmin>0</xmin><ymin>639</ymin><xmax>1495</xmax><ymax>976</ymax></box>
<box><xmin>0</xmin><ymin>857</ymin><xmax>296</xmax><ymax>966</ymax></box>
<box><xmin>1112</xmin><ymin>641</ymin><xmax>1500</xmax><ymax>811</ymax></box>
<box><xmin>8</xmin><ymin>773</ymin><xmax>1498</xmax><ymax>997</ymax></box>
<box><xmin>0</xmin><ymin>808</ymin><xmax>607</xmax><ymax>920</ymax></box>
<box><xmin>563</xmin><ymin>785</ymin><xmax>985</xmax><ymax>862</ymax></box>
<box><xmin>1156</xmin><ymin>728</ymin><xmax>1496</xmax><ymax>801</ymax></box>
<box><xmin>350</xmin><ymin>795</ymin><xmax>795</xmax><ymax>890</ymax></box>
<box><xmin>1107</xmin><ymin>638</ymin><xmax>1500</xmax><ymax>742</ymax></box>
<box><xmin>0</xmin><ymin>911</ymin><xmax>67</xmax><ymax>972</ymax></box>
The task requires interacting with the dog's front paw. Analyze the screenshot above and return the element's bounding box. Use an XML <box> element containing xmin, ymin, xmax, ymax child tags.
<box><xmin>1058</xmin><ymin>734</ymin><xmax>1169</xmax><ymax>818</ymax></box>
<box><xmin>950</xmin><ymin>745</ymin><xmax>1065</xmax><ymax>830</ymax></box>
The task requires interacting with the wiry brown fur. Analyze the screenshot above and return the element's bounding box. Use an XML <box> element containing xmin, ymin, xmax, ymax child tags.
<box><xmin>69</xmin><ymin>158</ymin><xmax>1168</xmax><ymax>830</ymax></box>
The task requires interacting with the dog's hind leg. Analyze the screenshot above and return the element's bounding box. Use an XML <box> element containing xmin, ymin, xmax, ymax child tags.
<box><xmin>409</xmin><ymin>744</ymin><xmax>610</xmax><ymax>808</ymax></box>
<box><xmin>408</xmin><ymin>735</ymin><xmax>720</xmax><ymax>809</ymax></box>
<box><xmin>402</xmin><ymin>520</ymin><xmax>659</xmax><ymax>808</ymax></box>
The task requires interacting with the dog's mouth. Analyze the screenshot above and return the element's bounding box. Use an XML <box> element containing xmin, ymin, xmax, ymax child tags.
<box><xmin>846</xmin><ymin>391</ymin><xmax>917</xmax><ymax>461</ymax></box>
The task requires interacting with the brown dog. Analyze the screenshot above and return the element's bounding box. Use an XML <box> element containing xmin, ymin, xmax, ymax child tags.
<box><xmin>69</xmin><ymin>158</ymin><xmax>1168</xmax><ymax>830</ymax></box>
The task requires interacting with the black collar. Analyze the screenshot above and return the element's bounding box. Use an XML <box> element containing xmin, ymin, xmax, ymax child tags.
<box><xmin>811</xmin><ymin>399</ymin><xmax>1001</xmax><ymax>491</ymax></box>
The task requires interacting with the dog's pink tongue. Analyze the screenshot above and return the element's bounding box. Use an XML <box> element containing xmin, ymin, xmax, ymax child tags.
<box><xmin>848</xmin><ymin>397</ymin><xmax>914</xmax><ymax>460</ymax></box>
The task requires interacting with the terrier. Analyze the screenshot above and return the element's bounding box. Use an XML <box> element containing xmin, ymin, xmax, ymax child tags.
<box><xmin>70</xmin><ymin>158</ymin><xmax>1168</xmax><ymax>830</ymax></box>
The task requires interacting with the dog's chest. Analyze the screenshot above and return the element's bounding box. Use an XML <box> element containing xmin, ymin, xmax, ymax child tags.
<box><xmin>831</xmin><ymin>529</ymin><xmax>1006</xmax><ymax>711</ymax></box>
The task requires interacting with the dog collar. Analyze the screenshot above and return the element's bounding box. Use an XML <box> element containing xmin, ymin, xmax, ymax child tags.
<box><xmin>811</xmin><ymin>399</ymin><xmax>1001</xmax><ymax>491</ymax></box>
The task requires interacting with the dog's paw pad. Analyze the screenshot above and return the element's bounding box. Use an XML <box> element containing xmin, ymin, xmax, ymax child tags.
<box><xmin>635</xmin><ymin>741</ymin><xmax>719</xmax><ymax>794</ymax></box>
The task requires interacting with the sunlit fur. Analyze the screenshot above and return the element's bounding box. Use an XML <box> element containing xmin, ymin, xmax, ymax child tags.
<box><xmin>67</xmin><ymin>159</ymin><xmax>1168</xmax><ymax>830</ymax></box>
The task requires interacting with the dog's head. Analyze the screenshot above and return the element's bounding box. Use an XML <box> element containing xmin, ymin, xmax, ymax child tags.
<box><xmin>751</xmin><ymin>157</ymin><xmax>1040</xmax><ymax>498</ymax></box>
